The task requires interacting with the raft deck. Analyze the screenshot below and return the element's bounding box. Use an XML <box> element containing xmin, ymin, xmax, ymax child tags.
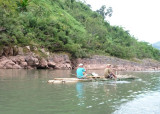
<box><xmin>48</xmin><ymin>75</ymin><xmax>137</xmax><ymax>83</ymax></box>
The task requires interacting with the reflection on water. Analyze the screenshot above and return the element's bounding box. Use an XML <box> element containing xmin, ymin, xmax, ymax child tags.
<box><xmin>76</xmin><ymin>82</ymin><xmax>84</xmax><ymax>99</ymax></box>
<box><xmin>0</xmin><ymin>70</ymin><xmax>160</xmax><ymax>114</ymax></box>
<box><xmin>103</xmin><ymin>82</ymin><xmax>117</xmax><ymax>96</ymax></box>
<box><xmin>76</xmin><ymin>82</ymin><xmax>85</xmax><ymax>106</ymax></box>
<box><xmin>0</xmin><ymin>69</ymin><xmax>72</xmax><ymax>80</ymax></box>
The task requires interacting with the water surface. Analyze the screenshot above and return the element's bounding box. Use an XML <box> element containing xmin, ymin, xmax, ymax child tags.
<box><xmin>0</xmin><ymin>69</ymin><xmax>160</xmax><ymax>114</ymax></box>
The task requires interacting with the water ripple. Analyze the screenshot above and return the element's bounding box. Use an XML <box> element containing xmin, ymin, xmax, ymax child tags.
<box><xmin>113</xmin><ymin>92</ymin><xmax>160</xmax><ymax>114</ymax></box>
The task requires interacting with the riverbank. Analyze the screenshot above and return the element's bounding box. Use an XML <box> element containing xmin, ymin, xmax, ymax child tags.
<box><xmin>0</xmin><ymin>46</ymin><xmax>160</xmax><ymax>71</ymax></box>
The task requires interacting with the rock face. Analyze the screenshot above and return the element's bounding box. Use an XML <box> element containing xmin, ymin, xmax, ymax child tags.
<box><xmin>73</xmin><ymin>55</ymin><xmax>160</xmax><ymax>71</ymax></box>
<box><xmin>0</xmin><ymin>55</ymin><xmax>72</xmax><ymax>69</ymax></box>
<box><xmin>0</xmin><ymin>46</ymin><xmax>160</xmax><ymax>71</ymax></box>
<box><xmin>0</xmin><ymin>46</ymin><xmax>72</xmax><ymax>69</ymax></box>
<box><xmin>51</xmin><ymin>54</ymin><xmax>72</xmax><ymax>69</ymax></box>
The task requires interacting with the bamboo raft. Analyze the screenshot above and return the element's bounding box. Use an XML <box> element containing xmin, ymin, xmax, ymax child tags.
<box><xmin>48</xmin><ymin>75</ymin><xmax>137</xmax><ymax>83</ymax></box>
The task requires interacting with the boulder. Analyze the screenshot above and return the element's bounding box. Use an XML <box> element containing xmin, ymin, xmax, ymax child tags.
<box><xmin>3</xmin><ymin>46</ymin><xmax>10</xmax><ymax>56</ymax></box>
<box><xmin>50</xmin><ymin>54</ymin><xmax>71</xmax><ymax>69</ymax></box>
<box><xmin>48</xmin><ymin>61</ymin><xmax>56</xmax><ymax>67</ymax></box>
<box><xmin>38</xmin><ymin>58</ymin><xmax>48</xmax><ymax>68</ymax></box>
<box><xmin>9</xmin><ymin>56</ymin><xmax>25</xmax><ymax>65</ymax></box>
<box><xmin>18</xmin><ymin>47</ymin><xmax>24</xmax><ymax>55</ymax></box>
<box><xmin>20</xmin><ymin>62</ymin><xmax>28</xmax><ymax>68</ymax></box>
<box><xmin>4</xmin><ymin>61</ymin><xmax>15</xmax><ymax>69</ymax></box>
<box><xmin>25</xmin><ymin>46</ymin><xmax>30</xmax><ymax>51</ymax></box>
<box><xmin>12</xmin><ymin>64</ymin><xmax>22</xmax><ymax>69</ymax></box>
<box><xmin>25</xmin><ymin>56</ymin><xmax>39</xmax><ymax>66</ymax></box>
<box><xmin>47</xmin><ymin>57</ymin><xmax>56</xmax><ymax>68</ymax></box>
<box><xmin>0</xmin><ymin>57</ymin><xmax>14</xmax><ymax>68</ymax></box>
<box><xmin>40</xmin><ymin>48</ymin><xmax>50</xmax><ymax>56</ymax></box>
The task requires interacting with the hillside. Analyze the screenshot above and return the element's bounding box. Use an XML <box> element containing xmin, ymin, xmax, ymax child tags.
<box><xmin>0</xmin><ymin>0</ymin><xmax>160</xmax><ymax>60</ymax></box>
<box><xmin>152</xmin><ymin>41</ymin><xmax>160</xmax><ymax>50</ymax></box>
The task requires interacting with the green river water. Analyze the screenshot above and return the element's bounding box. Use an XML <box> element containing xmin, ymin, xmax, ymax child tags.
<box><xmin>0</xmin><ymin>69</ymin><xmax>160</xmax><ymax>114</ymax></box>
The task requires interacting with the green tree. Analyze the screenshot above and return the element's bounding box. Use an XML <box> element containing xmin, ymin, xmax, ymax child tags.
<box><xmin>96</xmin><ymin>5</ymin><xmax>113</xmax><ymax>19</ymax></box>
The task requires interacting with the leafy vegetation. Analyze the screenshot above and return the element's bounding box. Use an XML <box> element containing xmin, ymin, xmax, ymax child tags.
<box><xmin>96</xmin><ymin>5</ymin><xmax>113</xmax><ymax>19</ymax></box>
<box><xmin>0</xmin><ymin>0</ymin><xmax>160</xmax><ymax>60</ymax></box>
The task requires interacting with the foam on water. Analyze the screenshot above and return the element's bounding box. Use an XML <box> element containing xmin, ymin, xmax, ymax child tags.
<box><xmin>109</xmin><ymin>81</ymin><xmax>131</xmax><ymax>84</ymax></box>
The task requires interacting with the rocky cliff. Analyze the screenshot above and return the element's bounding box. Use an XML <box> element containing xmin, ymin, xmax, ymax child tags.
<box><xmin>0</xmin><ymin>46</ymin><xmax>160</xmax><ymax>71</ymax></box>
<box><xmin>0</xmin><ymin>46</ymin><xmax>72</xmax><ymax>69</ymax></box>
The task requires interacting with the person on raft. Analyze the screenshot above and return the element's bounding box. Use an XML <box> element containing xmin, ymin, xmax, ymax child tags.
<box><xmin>104</xmin><ymin>64</ymin><xmax>117</xmax><ymax>80</ymax></box>
<box><xmin>76</xmin><ymin>63</ymin><xmax>87</xmax><ymax>79</ymax></box>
